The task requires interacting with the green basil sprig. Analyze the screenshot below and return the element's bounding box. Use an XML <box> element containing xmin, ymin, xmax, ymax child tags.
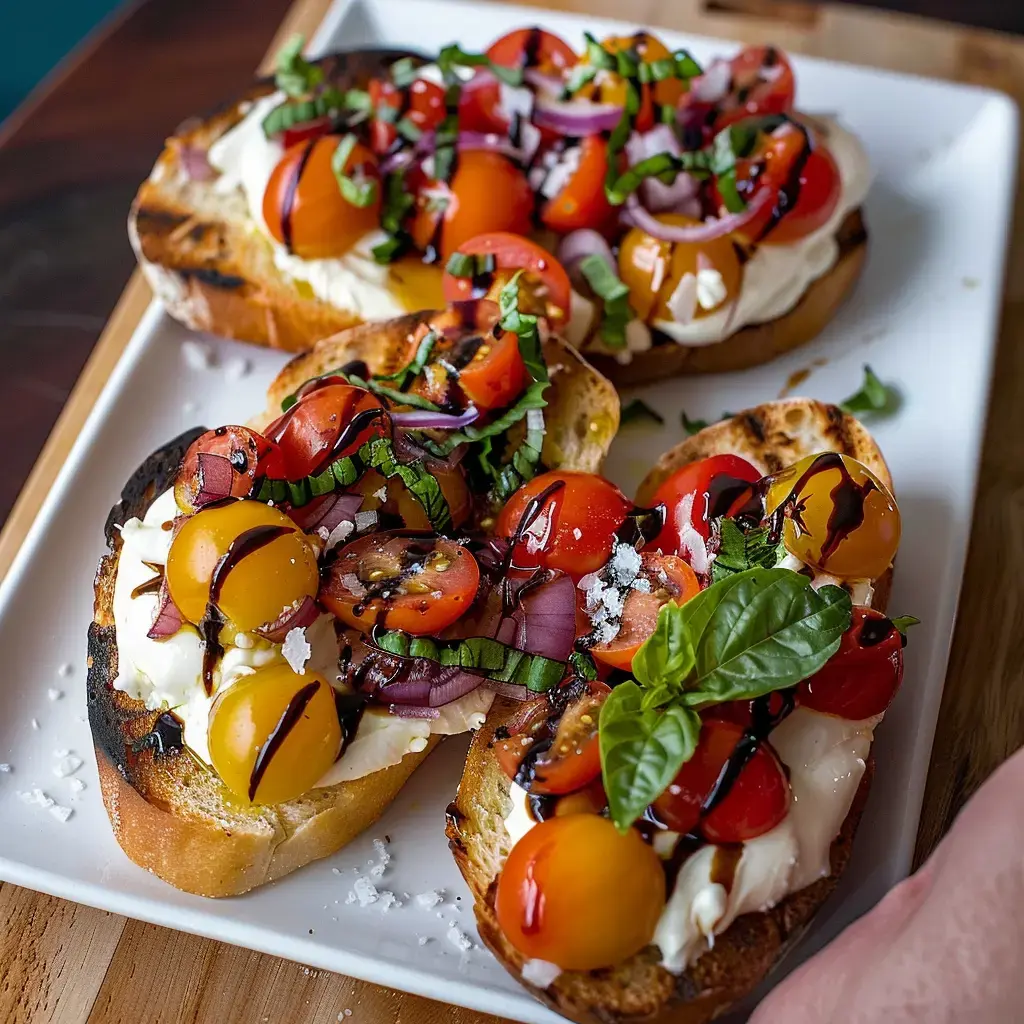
<box><xmin>375</xmin><ymin>630</ymin><xmax>565</xmax><ymax>693</ymax></box>
<box><xmin>711</xmin><ymin>518</ymin><xmax>786</xmax><ymax>583</ymax></box>
<box><xmin>373</xmin><ymin>330</ymin><xmax>438</xmax><ymax>390</ymax></box>
<box><xmin>498</xmin><ymin>271</ymin><xmax>549</xmax><ymax>384</ymax></box>
<box><xmin>839</xmin><ymin>365</ymin><xmax>901</xmax><ymax>418</ymax></box>
<box><xmin>331</xmin><ymin>134</ymin><xmax>378</xmax><ymax>208</ymax></box>
<box><xmin>372</xmin><ymin>168</ymin><xmax>417</xmax><ymax>264</ymax></box>
<box><xmin>578</xmin><ymin>254</ymin><xmax>635</xmax><ymax>348</ymax></box>
<box><xmin>599</xmin><ymin>567</ymin><xmax>852</xmax><ymax>831</ymax></box>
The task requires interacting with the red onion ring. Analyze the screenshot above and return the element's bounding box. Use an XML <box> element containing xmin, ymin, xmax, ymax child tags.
<box><xmin>288</xmin><ymin>492</ymin><xmax>363</xmax><ymax>533</ymax></box>
<box><xmin>389</xmin><ymin>405</ymin><xmax>479</xmax><ymax>429</ymax></box>
<box><xmin>689</xmin><ymin>58</ymin><xmax>732</xmax><ymax>104</ymax></box>
<box><xmin>147</xmin><ymin>584</ymin><xmax>186</xmax><ymax>640</ymax></box>
<box><xmin>522</xmin><ymin>67</ymin><xmax>564</xmax><ymax>96</ymax></box>
<box><xmin>389</xmin><ymin>705</ymin><xmax>441</xmax><ymax>719</ymax></box>
<box><xmin>555</xmin><ymin>229</ymin><xmax>616</xmax><ymax>292</ymax></box>
<box><xmin>623</xmin><ymin>188</ymin><xmax>772</xmax><ymax>243</ymax></box>
<box><xmin>510</xmin><ymin>571</ymin><xmax>577</xmax><ymax>662</ymax></box>
<box><xmin>533</xmin><ymin>96</ymin><xmax>624</xmax><ymax>135</ymax></box>
<box><xmin>256</xmin><ymin>595</ymin><xmax>321</xmax><ymax>643</ymax></box>
<box><xmin>392</xmin><ymin>429</ymin><xmax>468</xmax><ymax>472</ymax></box>
<box><xmin>194</xmin><ymin>452</ymin><xmax>235</xmax><ymax>507</ymax></box>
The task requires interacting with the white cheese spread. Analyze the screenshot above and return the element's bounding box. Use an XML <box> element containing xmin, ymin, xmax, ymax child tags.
<box><xmin>112</xmin><ymin>488</ymin><xmax>493</xmax><ymax>786</ymax></box>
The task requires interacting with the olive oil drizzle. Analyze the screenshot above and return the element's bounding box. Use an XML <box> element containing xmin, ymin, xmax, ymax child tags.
<box><xmin>247</xmin><ymin>679</ymin><xmax>321</xmax><ymax>800</ymax></box>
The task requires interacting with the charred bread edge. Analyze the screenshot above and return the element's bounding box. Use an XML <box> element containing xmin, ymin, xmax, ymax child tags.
<box><xmin>447</xmin><ymin>400</ymin><xmax>893</xmax><ymax>1023</ymax></box>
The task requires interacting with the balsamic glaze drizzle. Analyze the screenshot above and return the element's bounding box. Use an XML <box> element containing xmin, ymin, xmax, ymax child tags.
<box><xmin>248</xmin><ymin>680</ymin><xmax>321</xmax><ymax>800</ymax></box>
<box><xmin>280</xmin><ymin>138</ymin><xmax>317</xmax><ymax>253</ymax></box>
<box><xmin>131</xmin><ymin>711</ymin><xmax>185</xmax><ymax>757</ymax></box>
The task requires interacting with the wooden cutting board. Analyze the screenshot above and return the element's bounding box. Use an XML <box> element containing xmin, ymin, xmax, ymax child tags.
<box><xmin>2</xmin><ymin>0</ymin><xmax>1022</xmax><ymax>1021</ymax></box>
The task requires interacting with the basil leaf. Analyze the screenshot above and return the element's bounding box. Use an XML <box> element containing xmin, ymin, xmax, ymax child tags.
<box><xmin>331</xmin><ymin>134</ymin><xmax>378</xmax><ymax>208</ymax></box>
<box><xmin>632</xmin><ymin>601</ymin><xmax>695</xmax><ymax>692</ymax></box>
<box><xmin>840</xmin><ymin>365</ymin><xmax>900</xmax><ymax>417</ymax></box>
<box><xmin>711</xmin><ymin>518</ymin><xmax>786</xmax><ymax>583</ymax></box>
<box><xmin>681</xmin><ymin>411</ymin><xmax>710</xmax><ymax>436</ymax></box>
<box><xmin>563</xmin><ymin>63</ymin><xmax>598</xmax><ymax>96</ymax></box>
<box><xmin>680</xmin><ymin>569</ymin><xmax>851</xmax><ymax>704</ymax></box>
<box><xmin>360</xmin><ymin>435</ymin><xmax>452</xmax><ymax>533</ymax></box>
<box><xmin>583</xmin><ymin>32</ymin><xmax>616</xmax><ymax>71</ymax></box>
<box><xmin>440</xmin><ymin>379</ymin><xmax>548</xmax><ymax>453</ymax></box>
<box><xmin>376</xmin><ymin>630</ymin><xmax>565</xmax><ymax>692</ymax></box>
<box><xmin>499</xmin><ymin>271</ymin><xmax>548</xmax><ymax>383</ymax></box>
<box><xmin>373</xmin><ymin>330</ymin><xmax>437</xmax><ymax>389</ymax></box>
<box><xmin>396</xmin><ymin>116</ymin><xmax>423</xmax><ymax>142</ymax></box>
<box><xmin>621</xmin><ymin>398</ymin><xmax>664</xmax><ymax>426</ymax></box>
<box><xmin>390</xmin><ymin>56</ymin><xmax>419</xmax><ymax>88</ymax></box>
<box><xmin>578</xmin><ymin>254</ymin><xmax>635</xmax><ymax>348</ymax></box>
<box><xmin>445</xmin><ymin>252</ymin><xmax>475</xmax><ymax>278</ymax></box>
<box><xmin>891</xmin><ymin>615</ymin><xmax>920</xmax><ymax>638</ymax></box>
<box><xmin>711</xmin><ymin>128</ymin><xmax>746</xmax><ymax>214</ymax></box>
<box><xmin>599</xmin><ymin>682</ymin><xmax>701</xmax><ymax>832</ymax></box>
<box><xmin>489</xmin><ymin>408</ymin><xmax>546</xmax><ymax>503</ymax></box>
<box><xmin>274</xmin><ymin>34</ymin><xmax>323</xmax><ymax>98</ymax></box>
<box><xmin>569</xmin><ymin>650</ymin><xmax>598</xmax><ymax>681</ymax></box>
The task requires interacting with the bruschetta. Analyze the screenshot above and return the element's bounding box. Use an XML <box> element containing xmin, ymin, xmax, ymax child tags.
<box><xmin>446</xmin><ymin>399</ymin><xmax>912</xmax><ymax>1022</ymax></box>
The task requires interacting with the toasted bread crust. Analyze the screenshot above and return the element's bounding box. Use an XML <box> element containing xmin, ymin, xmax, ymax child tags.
<box><xmin>88</xmin><ymin>428</ymin><xmax>438</xmax><ymax>897</ymax></box>
<box><xmin>447</xmin><ymin>400</ymin><xmax>893</xmax><ymax>1022</ymax></box>
<box><xmin>587</xmin><ymin>210</ymin><xmax>867</xmax><ymax>385</ymax></box>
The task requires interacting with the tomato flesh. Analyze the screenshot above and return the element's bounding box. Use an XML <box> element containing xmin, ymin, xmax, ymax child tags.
<box><xmin>539</xmin><ymin>135</ymin><xmax>617</xmax><ymax>235</ymax></box>
<box><xmin>652</xmin><ymin>718</ymin><xmax>790</xmax><ymax>843</ymax></box>
<box><xmin>368</xmin><ymin>76</ymin><xmax>446</xmax><ymax>154</ymax></box>
<box><xmin>648</xmin><ymin>455</ymin><xmax>762</xmax><ymax>564</ymax></box>
<box><xmin>798</xmin><ymin>607</ymin><xmax>904</xmax><ymax>719</ymax></box>
<box><xmin>320</xmin><ymin>533</ymin><xmax>480</xmax><ymax>635</ymax></box>
<box><xmin>495</xmin><ymin>814</ymin><xmax>665</xmax><ymax>971</ymax></box>
<box><xmin>496</xmin><ymin>471</ymin><xmax>632</xmax><ymax>582</ymax></box>
<box><xmin>714</xmin><ymin>46</ymin><xmax>796</xmax><ymax>132</ymax></box>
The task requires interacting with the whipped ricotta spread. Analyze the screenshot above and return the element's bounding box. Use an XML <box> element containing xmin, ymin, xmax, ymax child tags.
<box><xmin>112</xmin><ymin>488</ymin><xmax>493</xmax><ymax>786</ymax></box>
<box><xmin>205</xmin><ymin>91</ymin><xmax>410</xmax><ymax>318</ymax></box>
<box><xmin>503</xmin><ymin>706</ymin><xmax>877</xmax><ymax>974</ymax></box>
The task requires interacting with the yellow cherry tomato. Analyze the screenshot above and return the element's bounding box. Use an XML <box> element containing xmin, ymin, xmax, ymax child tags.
<box><xmin>494</xmin><ymin>814</ymin><xmax>665</xmax><ymax>971</ymax></box>
<box><xmin>582</xmin><ymin>33</ymin><xmax>682</xmax><ymax>129</ymax></box>
<box><xmin>766</xmin><ymin>452</ymin><xmax>901</xmax><ymax>580</ymax></box>
<box><xmin>618</xmin><ymin>216</ymin><xmax>743</xmax><ymax>324</ymax></box>
<box><xmin>208</xmin><ymin>663</ymin><xmax>341</xmax><ymax>805</ymax></box>
<box><xmin>166</xmin><ymin>501</ymin><xmax>318</xmax><ymax>632</ymax></box>
<box><xmin>352</xmin><ymin>465</ymin><xmax>472</xmax><ymax>531</ymax></box>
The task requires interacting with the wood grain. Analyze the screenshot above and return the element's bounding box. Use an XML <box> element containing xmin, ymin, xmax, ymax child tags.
<box><xmin>0</xmin><ymin>0</ymin><xmax>1023</xmax><ymax>1022</ymax></box>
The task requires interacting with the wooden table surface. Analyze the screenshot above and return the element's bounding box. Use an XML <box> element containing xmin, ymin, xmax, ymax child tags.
<box><xmin>1</xmin><ymin>0</ymin><xmax>1023</xmax><ymax>1021</ymax></box>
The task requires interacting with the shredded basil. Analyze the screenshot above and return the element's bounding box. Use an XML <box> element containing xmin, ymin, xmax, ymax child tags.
<box><xmin>373</xmin><ymin>330</ymin><xmax>437</xmax><ymax>390</ymax></box>
<box><xmin>362</xmin><ymin>435</ymin><xmax>452</xmax><ymax>532</ymax></box>
<box><xmin>274</xmin><ymin>34</ymin><xmax>323</xmax><ymax>98</ymax></box>
<box><xmin>261</xmin><ymin>86</ymin><xmax>348</xmax><ymax>138</ymax></box>
<box><xmin>680</xmin><ymin>410</ymin><xmax>710</xmax><ymax>435</ymax></box>
<box><xmin>840</xmin><ymin>365</ymin><xmax>901</xmax><ymax>418</ymax></box>
<box><xmin>569</xmin><ymin>650</ymin><xmax>598</xmax><ymax>681</ymax></box>
<box><xmin>375</xmin><ymin>630</ymin><xmax>565</xmax><ymax>692</ymax></box>
<box><xmin>498</xmin><ymin>271</ymin><xmax>548</xmax><ymax>384</ymax></box>
<box><xmin>444</xmin><ymin>251</ymin><xmax>496</xmax><ymax>280</ymax></box>
<box><xmin>371</xmin><ymin>169</ymin><xmax>416</xmax><ymax>264</ymax></box>
<box><xmin>390</xmin><ymin>56</ymin><xmax>419</xmax><ymax>88</ymax></box>
<box><xmin>711</xmin><ymin>518</ymin><xmax>786</xmax><ymax>583</ymax></box>
<box><xmin>578</xmin><ymin>254</ymin><xmax>634</xmax><ymax>348</ymax></box>
<box><xmin>331</xmin><ymin>133</ymin><xmax>378</xmax><ymax>208</ymax></box>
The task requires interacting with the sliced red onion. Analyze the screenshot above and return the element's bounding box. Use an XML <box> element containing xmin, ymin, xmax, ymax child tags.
<box><xmin>147</xmin><ymin>584</ymin><xmax>185</xmax><ymax>640</ymax></box>
<box><xmin>522</xmin><ymin>67</ymin><xmax>564</xmax><ymax>96</ymax></box>
<box><xmin>393</xmin><ymin>429</ymin><xmax>468</xmax><ymax>472</ymax></box>
<box><xmin>256</xmin><ymin>595</ymin><xmax>320</xmax><ymax>643</ymax></box>
<box><xmin>194</xmin><ymin>452</ymin><xmax>235</xmax><ymax>507</ymax></box>
<box><xmin>556</xmin><ymin>229</ymin><xmax>616</xmax><ymax>293</ymax></box>
<box><xmin>390</xmin><ymin>405</ymin><xmax>480</xmax><ymax>429</ymax></box>
<box><xmin>428</xmin><ymin>667</ymin><xmax>485</xmax><ymax>707</ymax></box>
<box><xmin>511</xmin><ymin>572</ymin><xmax>577</xmax><ymax>662</ymax></box>
<box><xmin>690</xmin><ymin>58</ymin><xmax>732</xmax><ymax>104</ymax></box>
<box><xmin>483</xmin><ymin>680</ymin><xmax>532</xmax><ymax>701</ymax></box>
<box><xmin>389</xmin><ymin>705</ymin><xmax>441</xmax><ymax>719</ymax></box>
<box><xmin>533</xmin><ymin>96</ymin><xmax>623</xmax><ymax>135</ymax></box>
<box><xmin>288</xmin><ymin>492</ymin><xmax>363</xmax><ymax>533</ymax></box>
<box><xmin>626</xmin><ymin>124</ymin><xmax>681</xmax><ymax>165</ymax></box>
<box><xmin>177</xmin><ymin>142</ymin><xmax>216</xmax><ymax>182</ymax></box>
<box><xmin>457</xmin><ymin>131</ymin><xmax>522</xmax><ymax>159</ymax></box>
<box><xmin>623</xmin><ymin>188</ymin><xmax>772</xmax><ymax>243</ymax></box>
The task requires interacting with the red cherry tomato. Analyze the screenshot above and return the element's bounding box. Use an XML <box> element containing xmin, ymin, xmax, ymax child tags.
<box><xmin>495</xmin><ymin>814</ymin><xmax>666</xmax><ymax>971</ymax></box>
<box><xmin>281</xmin><ymin>115</ymin><xmax>333</xmax><ymax>150</ymax></box>
<box><xmin>652</xmin><ymin>718</ymin><xmax>790</xmax><ymax>843</ymax></box>
<box><xmin>495</xmin><ymin>682</ymin><xmax>609</xmax><ymax>795</ymax></box>
<box><xmin>266</xmin><ymin>383</ymin><xmax>387</xmax><ymax>480</ymax></box>
<box><xmin>459</xmin><ymin>28</ymin><xmax>578</xmax><ymax>135</ymax></box>
<box><xmin>174</xmin><ymin>426</ymin><xmax>286</xmax><ymax>514</ymax></box>
<box><xmin>320</xmin><ymin>533</ymin><xmax>480</xmax><ymax>635</ymax></box>
<box><xmin>368</xmin><ymin>76</ymin><xmax>446</xmax><ymax>154</ymax></box>
<box><xmin>539</xmin><ymin>136</ymin><xmax>618</xmax><ymax>235</ymax></box>
<box><xmin>714</xmin><ymin>46</ymin><xmax>796</xmax><ymax>132</ymax></box>
<box><xmin>441</xmin><ymin>232</ymin><xmax>572</xmax><ymax>325</ymax></box>
<box><xmin>648</xmin><ymin>455</ymin><xmax>762</xmax><ymax>563</ymax></box>
<box><xmin>798</xmin><ymin>607</ymin><xmax>904</xmax><ymax>720</ymax></box>
<box><xmin>590</xmin><ymin>553</ymin><xmax>701</xmax><ymax>671</ymax></box>
<box><xmin>410</xmin><ymin>151</ymin><xmax>534</xmax><ymax>261</ymax></box>
<box><xmin>726</xmin><ymin>121</ymin><xmax>842</xmax><ymax>245</ymax></box>
<box><xmin>496</xmin><ymin>471</ymin><xmax>633</xmax><ymax>582</ymax></box>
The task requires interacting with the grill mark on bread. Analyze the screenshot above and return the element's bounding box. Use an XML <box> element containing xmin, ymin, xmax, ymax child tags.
<box><xmin>177</xmin><ymin>266</ymin><xmax>246</xmax><ymax>290</ymax></box>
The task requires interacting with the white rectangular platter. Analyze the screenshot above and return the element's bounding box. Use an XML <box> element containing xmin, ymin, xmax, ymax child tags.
<box><xmin>0</xmin><ymin>1</ymin><xmax>1017</xmax><ymax>1021</ymax></box>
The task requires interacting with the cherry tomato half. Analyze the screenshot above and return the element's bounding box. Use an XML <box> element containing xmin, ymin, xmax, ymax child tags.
<box><xmin>714</xmin><ymin>46</ymin><xmax>796</xmax><ymax>132</ymax></box>
<box><xmin>652</xmin><ymin>718</ymin><xmax>790</xmax><ymax>843</ymax></box>
<box><xmin>263</xmin><ymin>135</ymin><xmax>382</xmax><ymax>259</ymax></box>
<box><xmin>320</xmin><ymin>532</ymin><xmax>480</xmax><ymax>635</ymax></box>
<box><xmin>495</xmin><ymin>814</ymin><xmax>666</xmax><ymax>971</ymax></box>
<box><xmin>539</xmin><ymin>135</ymin><xmax>617</xmax><ymax>236</ymax></box>
<box><xmin>368</xmin><ymin>76</ymin><xmax>446</xmax><ymax>155</ymax></box>
<box><xmin>590</xmin><ymin>553</ymin><xmax>700</xmax><ymax>671</ymax></box>
<box><xmin>411</xmin><ymin>151</ymin><xmax>534</xmax><ymax>262</ymax></box>
<box><xmin>267</xmin><ymin>383</ymin><xmax>387</xmax><ymax>480</ymax></box>
<box><xmin>175</xmin><ymin>426</ymin><xmax>286</xmax><ymax>514</ymax></box>
<box><xmin>798</xmin><ymin>607</ymin><xmax>904</xmax><ymax>719</ymax></box>
<box><xmin>441</xmin><ymin>232</ymin><xmax>572</xmax><ymax>325</ymax></box>
<box><xmin>497</xmin><ymin>471</ymin><xmax>633</xmax><ymax>582</ymax></box>
<box><xmin>648</xmin><ymin>455</ymin><xmax>762</xmax><ymax>565</ymax></box>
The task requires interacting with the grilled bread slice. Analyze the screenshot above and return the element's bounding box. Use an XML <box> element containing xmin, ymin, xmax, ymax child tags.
<box><xmin>446</xmin><ymin>399</ymin><xmax>893</xmax><ymax>1024</ymax></box>
<box><xmin>88</xmin><ymin>316</ymin><xmax>619</xmax><ymax>897</ymax></box>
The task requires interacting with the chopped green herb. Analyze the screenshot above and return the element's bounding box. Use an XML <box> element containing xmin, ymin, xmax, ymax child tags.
<box><xmin>890</xmin><ymin>615</ymin><xmax>921</xmax><ymax>638</ymax></box>
<box><xmin>273</xmin><ymin>34</ymin><xmax>323</xmax><ymax>98</ymax></box>
<box><xmin>390</xmin><ymin>56</ymin><xmax>419</xmax><ymax>88</ymax></box>
<box><xmin>621</xmin><ymin>398</ymin><xmax>665</xmax><ymax>426</ymax></box>
<box><xmin>331</xmin><ymin>134</ymin><xmax>378</xmax><ymax>207</ymax></box>
<box><xmin>578</xmin><ymin>254</ymin><xmax>634</xmax><ymax>348</ymax></box>
<box><xmin>711</xmin><ymin>519</ymin><xmax>786</xmax><ymax>584</ymax></box>
<box><xmin>839</xmin><ymin>365</ymin><xmax>901</xmax><ymax>418</ymax></box>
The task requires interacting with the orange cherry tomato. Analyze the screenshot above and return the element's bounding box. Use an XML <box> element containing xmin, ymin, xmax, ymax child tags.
<box><xmin>496</xmin><ymin>471</ymin><xmax>633</xmax><ymax>582</ymax></box>
<box><xmin>410</xmin><ymin>151</ymin><xmax>534</xmax><ymax>261</ymax></box>
<box><xmin>368</xmin><ymin>76</ymin><xmax>446</xmax><ymax>154</ymax></box>
<box><xmin>587</xmin><ymin>33</ymin><xmax>682</xmax><ymax>133</ymax></box>
<box><xmin>263</xmin><ymin>135</ymin><xmax>382</xmax><ymax>259</ymax></box>
<box><xmin>320</xmin><ymin>532</ymin><xmax>480</xmax><ymax>635</ymax></box>
<box><xmin>590</xmin><ymin>553</ymin><xmax>700</xmax><ymax>671</ymax></box>
<box><xmin>651</xmin><ymin>718</ymin><xmax>790</xmax><ymax>843</ymax></box>
<box><xmin>266</xmin><ymin>383</ymin><xmax>387</xmax><ymax>480</ymax></box>
<box><xmin>441</xmin><ymin>232</ymin><xmax>572</xmax><ymax>325</ymax></box>
<box><xmin>539</xmin><ymin>135</ymin><xmax>618</xmax><ymax>235</ymax></box>
<box><xmin>495</xmin><ymin>814</ymin><xmax>666</xmax><ymax>970</ymax></box>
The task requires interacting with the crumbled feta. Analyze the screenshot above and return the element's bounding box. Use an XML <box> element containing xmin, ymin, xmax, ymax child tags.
<box><xmin>446</xmin><ymin>925</ymin><xmax>472</xmax><ymax>952</ymax></box>
<box><xmin>415</xmin><ymin>889</ymin><xmax>444</xmax><ymax>910</ymax></box>
<box><xmin>666</xmin><ymin>272</ymin><xmax>698</xmax><ymax>325</ymax></box>
<box><xmin>368</xmin><ymin>837</ymin><xmax>391</xmax><ymax>879</ymax></box>
<box><xmin>282</xmin><ymin>627</ymin><xmax>312</xmax><ymax>675</ymax></box>
<box><xmin>340</xmin><ymin>573</ymin><xmax>368</xmax><ymax>599</ymax></box>
<box><xmin>47</xmin><ymin>688</ymin><xmax>63</xmax><ymax>702</ymax></box>
<box><xmin>69</xmin><ymin>778</ymin><xmax>86</xmax><ymax>796</ymax></box>
<box><xmin>608</xmin><ymin>542</ymin><xmax>642</xmax><ymax>586</ymax></box>
<box><xmin>632</xmin><ymin>577</ymin><xmax>652</xmax><ymax>593</ymax></box>
<box><xmin>417</xmin><ymin>936</ymin><xmax>431</xmax><ymax>946</ymax></box>
<box><xmin>467</xmin><ymin>712</ymin><xmax>486</xmax><ymax>731</ymax></box>
<box><xmin>349</xmin><ymin>877</ymin><xmax>379</xmax><ymax>906</ymax></box>
<box><xmin>53</xmin><ymin>755</ymin><xmax>83</xmax><ymax>778</ymax></box>
<box><xmin>377</xmin><ymin>890</ymin><xmax>401</xmax><ymax>911</ymax></box>
<box><xmin>57</xmin><ymin>663</ymin><xmax>73</xmax><ymax>678</ymax></box>
<box><xmin>50</xmin><ymin>804</ymin><xmax>73</xmax><ymax>823</ymax></box>
<box><xmin>323</xmin><ymin>519</ymin><xmax>355</xmax><ymax>552</ymax></box>
<box><xmin>224</xmin><ymin>357</ymin><xmax>252</xmax><ymax>380</ymax></box>
<box><xmin>522</xmin><ymin>959</ymin><xmax>562</xmax><ymax>988</ymax></box>
<box><xmin>372</xmin><ymin>485</ymin><xmax>388</xmax><ymax>503</ymax></box>
<box><xmin>18</xmin><ymin>787</ymin><xmax>72</xmax><ymax>820</ymax></box>
<box><xmin>695</xmin><ymin>258</ymin><xmax>728</xmax><ymax>311</ymax></box>
<box><xmin>182</xmin><ymin>338</ymin><xmax>214</xmax><ymax>370</ymax></box>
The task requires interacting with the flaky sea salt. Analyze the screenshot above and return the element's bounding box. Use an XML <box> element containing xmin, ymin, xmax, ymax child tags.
<box><xmin>282</xmin><ymin>627</ymin><xmax>312</xmax><ymax>675</ymax></box>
